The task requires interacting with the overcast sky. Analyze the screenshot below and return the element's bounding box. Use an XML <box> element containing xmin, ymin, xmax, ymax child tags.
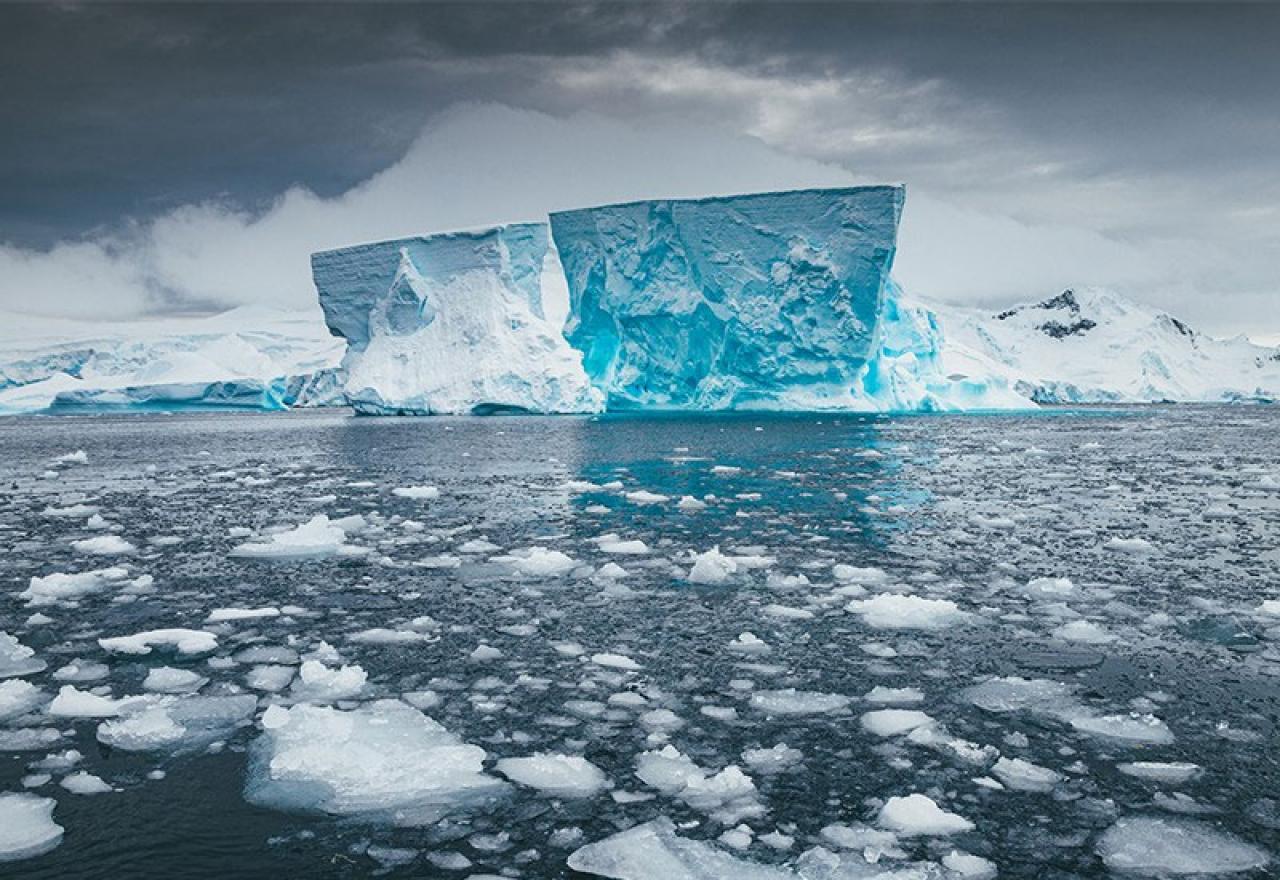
<box><xmin>2</xmin><ymin>2</ymin><xmax>1278</xmax><ymax>339</ymax></box>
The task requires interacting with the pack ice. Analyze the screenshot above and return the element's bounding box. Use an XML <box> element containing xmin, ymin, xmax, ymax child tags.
<box><xmin>312</xmin><ymin>223</ymin><xmax>602</xmax><ymax>415</ymax></box>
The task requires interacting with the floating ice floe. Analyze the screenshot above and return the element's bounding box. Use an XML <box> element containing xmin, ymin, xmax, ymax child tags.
<box><xmin>205</xmin><ymin>607</ymin><xmax>281</xmax><ymax>623</ymax></box>
<box><xmin>60</xmin><ymin>771</ymin><xmax>112</xmax><ymax>795</ymax></box>
<box><xmin>991</xmin><ymin>756</ymin><xmax>1063</xmax><ymax>792</ymax></box>
<box><xmin>963</xmin><ymin>676</ymin><xmax>1174</xmax><ymax>745</ymax></box>
<box><xmin>142</xmin><ymin>667</ymin><xmax>208</xmax><ymax>694</ymax></box>
<box><xmin>635</xmin><ymin>746</ymin><xmax>762</xmax><ymax>824</ymax></box>
<box><xmin>864</xmin><ymin>686</ymin><xmax>924</xmax><ymax>705</ymax></box>
<box><xmin>0</xmin><ymin>632</ymin><xmax>46</xmax><ymax>678</ymax></box>
<box><xmin>49</xmin><ymin>685</ymin><xmax>137</xmax><ymax>718</ymax></box>
<box><xmin>590</xmin><ymin>652</ymin><xmax>641</xmax><ymax>671</ymax></box>
<box><xmin>860</xmin><ymin>709</ymin><xmax>935</xmax><ymax>737</ymax></box>
<box><xmin>391</xmin><ymin>485</ymin><xmax>440</xmax><ymax>500</ymax></box>
<box><xmin>503</xmin><ymin>547</ymin><xmax>579</xmax><ymax>577</ymax></box>
<box><xmin>0</xmin><ymin>680</ymin><xmax>46</xmax><ymax>720</ymax></box>
<box><xmin>71</xmin><ymin>535</ymin><xmax>135</xmax><ymax>555</ymax></box>
<box><xmin>495</xmin><ymin>754</ymin><xmax>608</xmax><ymax>798</ymax></box>
<box><xmin>97</xmin><ymin>695</ymin><xmax>258</xmax><ymax>752</ymax></box>
<box><xmin>229</xmin><ymin>515</ymin><xmax>367</xmax><ymax>560</ymax></box>
<box><xmin>1096</xmin><ymin>816</ymin><xmax>1269</xmax><ymax>876</ymax></box>
<box><xmin>741</xmin><ymin>744</ymin><xmax>803</xmax><ymax>775</ymax></box>
<box><xmin>1104</xmin><ymin>536</ymin><xmax>1156</xmax><ymax>555</ymax></box>
<box><xmin>877</xmin><ymin>793</ymin><xmax>975</xmax><ymax>836</ymax></box>
<box><xmin>1051</xmin><ymin>619</ymin><xmax>1116</xmax><ymax>644</ymax></box>
<box><xmin>98</xmin><ymin>628</ymin><xmax>219</xmax><ymax>656</ymax></box>
<box><xmin>245</xmin><ymin>700</ymin><xmax>508</xmax><ymax>825</ymax></box>
<box><xmin>750</xmin><ymin>689</ymin><xmax>851</xmax><ymax>716</ymax></box>
<box><xmin>20</xmin><ymin>566</ymin><xmax>131</xmax><ymax>606</ymax></box>
<box><xmin>845</xmin><ymin>593</ymin><xmax>972</xmax><ymax>629</ymax></box>
<box><xmin>0</xmin><ymin>793</ymin><xmax>63</xmax><ymax>862</ymax></box>
<box><xmin>1117</xmin><ymin>761</ymin><xmax>1201</xmax><ymax>784</ymax></box>
<box><xmin>288</xmin><ymin>660</ymin><xmax>367</xmax><ymax>702</ymax></box>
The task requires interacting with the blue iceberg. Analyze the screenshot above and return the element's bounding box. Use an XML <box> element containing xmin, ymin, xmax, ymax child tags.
<box><xmin>549</xmin><ymin>187</ymin><xmax>906</xmax><ymax>410</ymax></box>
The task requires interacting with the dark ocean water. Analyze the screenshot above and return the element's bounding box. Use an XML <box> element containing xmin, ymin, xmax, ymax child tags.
<box><xmin>1</xmin><ymin>407</ymin><xmax>1278</xmax><ymax>878</ymax></box>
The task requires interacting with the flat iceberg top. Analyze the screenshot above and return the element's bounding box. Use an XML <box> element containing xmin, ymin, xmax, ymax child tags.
<box><xmin>550</xmin><ymin>186</ymin><xmax>906</xmax><ymax>409</ymax></box>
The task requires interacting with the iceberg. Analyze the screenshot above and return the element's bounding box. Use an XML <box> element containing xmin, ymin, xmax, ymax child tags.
<box><xmin>312</xmin><ymin>223</ymin><xmax>602</xmax><ymax>415</ymax></box>
<box><xmin>550</xmin><ymin>187</ymin><xmax>906</xmax><ymax>410</ymax></box>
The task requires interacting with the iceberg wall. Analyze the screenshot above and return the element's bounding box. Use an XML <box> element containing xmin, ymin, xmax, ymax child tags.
<box><xmin>549</xmin><ymin>186</ymin><xmax>906</xmax><ymax>410</ymax></box>
<box><xmin>312</xmin><ymin>224</ymin><xmax>601</xmax><ymax>415</ymax></box>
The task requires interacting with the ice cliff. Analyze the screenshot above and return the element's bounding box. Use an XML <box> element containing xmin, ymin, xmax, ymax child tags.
<box><xmin>550</xmin><ymin>187</ymin><xmax>900</xmax><ymax>410</ymax></box>
<box><xmin>0</xmin><ymin>307</ymin><xmax>345</xmax><ymax>415</ymax></box>
<box><xmin>312</xmin><ymin>224</ymin><xmax>601</xmax><ymax>415</ymax></box>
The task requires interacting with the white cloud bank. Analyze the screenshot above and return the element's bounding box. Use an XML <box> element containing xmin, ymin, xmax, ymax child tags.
<box><xmin>0</xmin><ymin>102</ymin><xmax>1273</xmax><ymax>338</ymax></box>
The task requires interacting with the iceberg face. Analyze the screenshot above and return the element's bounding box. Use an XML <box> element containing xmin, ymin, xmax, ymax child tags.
<box><xmin>550</xmin><ymin>187</ymin><xmax>905</xmax><ymax>410</ymax></box>
<box><xmin>312</xmin><ymin>224</ymin><xmax>602</xmax><ymax>415</ymax></box>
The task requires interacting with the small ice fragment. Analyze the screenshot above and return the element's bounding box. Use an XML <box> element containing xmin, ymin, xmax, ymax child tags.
<box><xmin>860</xmin><ymin>709</ymin><xmax>935</xmax><ymax>737</ymax></box>
<box><xmin>846</xmin><ymin>594</ymin><xmax>971</xmax><ymax>629</ymax></box>
<box><xmin>392</xmin><ymin>485</ymin><xmax>440</xmax><ymax>500</ymax></box>
<box><xmin>590</xmin><ymin>653</ymin><xmax>640</xmax><ymax>671</ymax></box>
<box><xmin>0</xmin><ymin>793</ymin><xmax>63</xmax><ymax>862</ymax></box>
<box><xmin>494</xmin><ymin>754</ymin><xmax>607</xmax><ymax>798</ymax></box>
<box><xmin>60</xmin><ymin>772</ymin><xmax>112</xmax><ymax>795</ymax></box>
<box><xmin>877</xmin><ymin>793</ymin><xmax>974</xmax><ymax>835</ymax></box>
<box><xmin>71</xmin><ymin>535</ymin><xmax>135</xmax><ymax>555</ymax></box>
<box><xmin>1097</xmin><ymin>815</ymin><xmax>1269</xmax><ymax>876</ymax></box>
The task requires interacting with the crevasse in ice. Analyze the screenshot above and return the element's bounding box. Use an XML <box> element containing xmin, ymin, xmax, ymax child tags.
<box><xmin>312</xmin><ymin>223</ymin><xmax>602</xmax><ymax>415</ymax></box>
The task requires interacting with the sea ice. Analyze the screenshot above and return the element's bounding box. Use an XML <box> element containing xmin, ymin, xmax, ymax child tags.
<box><xmin>845</xmin><ymin>593</ymin><xmax>971</xmax><ymax>629</ymax></box>
<box><xmin>245</xmin><ymin>700</ymin><xmax>508</xmax><ymax>825</ymax></box>
<box><xmin>877</xmin><ymin>794</ymin><xmax>975</xmax><ymax>835</ymax></box>
<box><xmin>98</xmin><ymin>628</ymin><xmax>219</xmax><ymax>656</ymax></box>
<box><xmin>1117</xmin><ymin>761</ymin><xmax>1201</xmax><ymax>784</ymax></box>
<box><xmin>289</xmin><ymin>660</ymin><xmax>367</xmax><ymax>702</ymax></box>
<box><xmin>1096</xmin><ymin>816</ymin><xmax>1269</xmax><ymax>876</ymax></box>
<box><xmin>0</xmin><ymin>793</ymin><xmax>63</xmax><ymax>862</ymax></box>
<box><xmin>991</xmin><ymin>756</ymin><xmax>1063</xmax><ymax>792</ymax></box>
<box><xmin>750</xmin><ymin>689</ymin><xmax>851</xmax><ymax>716</ymax></box>
<box><xmin>0</xmin><ymin>632</ymin><xmax>46</xmax><ymax>678</ymax></box>
<box><xmin>70</xmin><ymin>535</ymin><xmax>135</xmax><ymax>555</ymax></box>
<box><xmin>0</xmin><ymin>680</ymin><xmax>46</xmax><ymax>720</ymax></box>
<box><xmin>20</xmin><ymin>566</ymin><xmax>130</xmax><ymax>605</ymax></box>
<box><xmin>494</xmin><ymin>754</ymin><xmax>608</xmax><ymax>799</ymax></box>
<box><xmin>229</xmin><ymin>515</ymin><xmax>364</xmax><ymax>560</ymax></box>
<box><xmin>860</xmin><ymin>709</ymin><xmax>935</xmax><ymax>737</ymax></box>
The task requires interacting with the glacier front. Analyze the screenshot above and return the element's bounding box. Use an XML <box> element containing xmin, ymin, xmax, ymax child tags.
<box><xmin>312</xmin><ymin>224</ymin><xmax>601</xmax><ymax>415</ymax></box>
<box><xmin>550</xmin><ymin>187</ymin><xmax>912</xmax><ymax>410</ymax></box>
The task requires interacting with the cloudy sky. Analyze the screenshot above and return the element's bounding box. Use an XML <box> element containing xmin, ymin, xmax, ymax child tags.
<box><xmin>3</xmin><ymin>2</ymin><xmax>1278</xmax><ymax>339</ymax></box>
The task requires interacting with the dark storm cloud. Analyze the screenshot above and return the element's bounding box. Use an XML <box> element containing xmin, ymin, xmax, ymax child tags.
<box><xmin>1</xmin><ymin>2</ymin><xmax>1278</xmax><ymax>333</ymax></box>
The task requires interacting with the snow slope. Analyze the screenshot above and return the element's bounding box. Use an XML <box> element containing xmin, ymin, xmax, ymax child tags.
<box><xmin>929</xmin><ymin>287</ymin><xmax>1280</xmax><ymax>403</ymax></box>
<box><xmin>0</xmin><ymin>307</ymin><xmax>345</xmax><ymax>414</ymax></box>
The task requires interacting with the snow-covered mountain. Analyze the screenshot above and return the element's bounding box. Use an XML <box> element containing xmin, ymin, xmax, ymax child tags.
<box><xmin>0</xmin><ymin>306</ymin><xmax>345</xmax><ymax>414</ymax></box>
<box><xmin>924</xmin><ymin>287</ymin><xmax>1280</xmax><ymax>404</ymax></box>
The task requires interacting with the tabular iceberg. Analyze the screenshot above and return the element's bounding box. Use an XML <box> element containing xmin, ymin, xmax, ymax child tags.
<box><xmin>312</xmin><ymin>224</ymin><xmax>602</xmax><ymax>415</ymax></box>
<box><xmin>550</xmin><ymin>187</ymin><xmax>908</xmax><ymax>410</ymax></box>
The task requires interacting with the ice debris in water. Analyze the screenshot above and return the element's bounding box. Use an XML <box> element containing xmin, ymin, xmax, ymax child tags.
<box><xmin>20</xmin><ymin>566</ymin><xmax>130</xmax><ymax>605</ymax></box>
<box><xmin>0</xmin><ymin>632</ymin><xmax>47</xmax><ymax>678</ymax></box>
<box><xmin>877</xmin><ymin>794</ymin><xmax>975</xmax><ymax>836</ymax></box>
<box><xmin>845</xmin><ymin>593</ymin><xmax>972</xmax><ymax>629</ymax></box>
<box><xmin>142</xmin><ymin>667</ymin><xmax>208</xmax><ymax>694</ymax></box>
<box><xmin>391</xmin><ymin>485</ymin><xmax>439</xmax><ymax>500</ymax></box>
<box><xmin>963</xmin><ymin>676</ymin><xmax>1174</xmax><ymax>745</ymax></box>
<box><xmin>1096</xmin><ymin>816</ymin><xmax>1269</xmax><ymax>876</ymax></box>
<box><xmin>0</xmin><ymin>680</ymin><xmax>46</xmax><ymax>720</ymax></box>
<box><xmin>245</xmin><ymin>700</ymin><xmax>508</xmax><ymax>825</ymax></box>
<box><xmin>96</xmin><ymin>695</ymin><xmax>257</xmax><ymax>753</ymax></box>
<box><xmin>505</xmin><ymin>547</ymin><xmax>579</xmax><ymax>577</ymax></box>
<box><xmin>98</xmin><ymin>628</ymin><xmax>219</xmax><ymax>656</ymax></box>
<box><xmin>634</xmin><ymin>746</ymin><xmax>762</xmax><ymax>824</ymax></box>
<box><xmin>229</xmin><ymin>514</ymin><xmax>366</xmax><ymax>560</ymax></box>
<box><xmin>494</xmin><ymin>754</ymin><xmax>608</xmax><ymax>799</ymax></box>
<box><xmin>750</xmin><ymin>689</ymin><xmax>851</xmax><ymax>716</ymax></box>
<box><xmin>288</xmin><ymin>660</ymin><xmax>367</xmax><ymax>702</ymax></box>
<box><xmin>1117</xmin><ymin>761</ymin><xmax>1201</xmax><ymax>784</ymax></box>
<box><xmin>71</xmin><ymin>535</ymin><xmax>135</xmax><ymax>555</ymax></box>
<box><xmin>0</xmin><ymin>793</ymin><xmax>63</xmax><ymax>862</ymax></box>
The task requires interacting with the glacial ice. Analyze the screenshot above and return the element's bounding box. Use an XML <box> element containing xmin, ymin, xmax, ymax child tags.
<box><xmin>0</xmin><ymin>632</ymin><xmax>47</xmax><ymax>678</ymax></box>
<box><xmin>494</xmin><ymin>754</ymin><xmax>608</xmax><ymax>799</ymax></box>
<box><xmin>0</xmin><ymin>306</ymin><xmax>344</xmax><ymax>415</ymax></box>
<box><xmin>1096</xmin><ymin>816</ymin><xmax>1269</xmax><ymax>876</ymax></box>
<box><xmin>550</xmin><ymin>187</ymin><xmax>902</xmax><ymax>410</ymax></box>
<box><xmin>312</xmin><ymin>224</ymin><xmax>601</xmax><ymax>415</ymax></box>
